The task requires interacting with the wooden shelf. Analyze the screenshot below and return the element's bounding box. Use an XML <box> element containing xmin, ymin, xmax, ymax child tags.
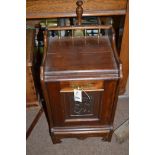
<box><xmin>26</xmin><ymin>0</ymin><xmax>127</xmax><ymax>19</ymax></box>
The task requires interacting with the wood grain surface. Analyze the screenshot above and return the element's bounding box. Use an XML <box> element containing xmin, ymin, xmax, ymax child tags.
<box><xmin>27</xmin><ymin>0</ymin><xmax>127</xmax><ymax>19</ymax></box>
<box><xmin>119</xmin><ymin>3</ymin><xmax>129</xmax><ymax>94</ymax></box>
<box><xmin>43</xmin><ymin>36</ymin><xmax>120</xmax><ymax>81</ymax></box>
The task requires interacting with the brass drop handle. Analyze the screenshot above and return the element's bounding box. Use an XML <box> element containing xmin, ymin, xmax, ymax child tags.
<box><xmin>71</xmin><ymin>83</ymin><xmax>93</xmax><ymax>89</ymax></box>
<box><xmin>76</xmin><ymin>0</ymin><xmax>83</xmax><ymax>25</ymax></box>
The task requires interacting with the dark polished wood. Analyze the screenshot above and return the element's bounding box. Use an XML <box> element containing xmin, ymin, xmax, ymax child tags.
<box><xmin>41</xmin><ymin>25</ymin><xmax>122</xmax><ymax>143</ymax></box>
<box><xmin>44</xmin><ymin>36</ymin><xmax>119</xmax><ymax>80</ymax></box>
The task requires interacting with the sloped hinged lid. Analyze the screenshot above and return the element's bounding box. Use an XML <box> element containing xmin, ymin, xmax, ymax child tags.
<box><xmin>41</xmin><ymin>26</ymin><xmax>122</xmax><ymax>81</ymax></box>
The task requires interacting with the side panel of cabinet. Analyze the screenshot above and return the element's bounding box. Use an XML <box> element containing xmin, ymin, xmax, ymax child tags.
<box><xmin>46</xmin><ymin>82</ymin><xmax>64</xmax><ymax>126</ymax></box>
<box><xmin>46</xmin><ymin>80</ymin><xmax>117</xmax><ymax>127</ymax></box>
<box><xmin>100</xmin><ymin>80</ymin><xmax>117</xmax><ymax>124</ymax></box>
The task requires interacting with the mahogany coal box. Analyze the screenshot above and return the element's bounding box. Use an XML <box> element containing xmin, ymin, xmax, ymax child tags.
<box><xmin>40</xmin><ymin>26</ymin><xmax>122</xmax><ymax>144</ymax></box>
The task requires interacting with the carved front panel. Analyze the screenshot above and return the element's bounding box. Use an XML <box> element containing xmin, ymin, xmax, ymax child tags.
<box><xmin>61</xmin><ymin>91</ymin><xmax>103</xmax><ymax>120</ymax></box>
<box><xmin>70</xmin><ymin>95</ymin><xmax>93</xmax><ymax>116</ymax></box>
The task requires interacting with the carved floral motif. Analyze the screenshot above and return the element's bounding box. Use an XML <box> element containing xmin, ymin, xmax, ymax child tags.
<box><xmin>71</xmin><ymin>95</ymin><xmax>93</xmax><ymax>115</ymax></box>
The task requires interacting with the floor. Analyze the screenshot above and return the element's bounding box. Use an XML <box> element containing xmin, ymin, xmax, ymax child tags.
<box><xmin>26</xmin><ymin>97</ymin><xmax>129</xmax><ymax>155</ymax></box>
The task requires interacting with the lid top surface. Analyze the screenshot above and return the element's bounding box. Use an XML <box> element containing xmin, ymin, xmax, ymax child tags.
<box><xmin>45</xmin><ymin>36</ymin><xmax>117</xmax><ymax>74</ymax></box>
